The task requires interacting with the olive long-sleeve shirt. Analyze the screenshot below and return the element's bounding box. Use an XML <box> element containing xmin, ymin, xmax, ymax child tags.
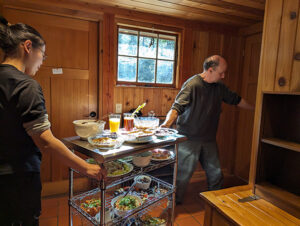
<box><xmin>172</xmin><ymin>74</ymin><xmax>241</xmax><ymax>142</ymax></box>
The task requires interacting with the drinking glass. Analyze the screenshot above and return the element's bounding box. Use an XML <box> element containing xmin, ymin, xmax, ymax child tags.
<box><xmin>123</xmin><ymin>113</ymin><xmax>134</xmax><ymax>131</ymax></box>
<box><xmin>109</xmin><ymin>114</ymin><xmax>121</xmax><ymax>133</ymax></box>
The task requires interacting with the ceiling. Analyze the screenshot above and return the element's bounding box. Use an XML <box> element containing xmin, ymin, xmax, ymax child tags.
<box><xmin>82</xmin><ymin>0</ymin><xmax>266</xmax><ymax>27</ymax></box>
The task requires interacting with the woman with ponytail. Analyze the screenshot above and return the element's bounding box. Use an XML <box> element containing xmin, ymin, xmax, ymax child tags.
<box><xmin>0</xmin><ymin>16</ymin><xmax>106</xmax><ymax>225</ymax></box>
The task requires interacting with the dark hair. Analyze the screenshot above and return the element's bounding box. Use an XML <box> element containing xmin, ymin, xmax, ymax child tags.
<box><xmin>0</xmin><ymin>16</ymin><xmax>45</xmax><ymax>58</ymax></box>
<box><xmin>203</xmin><ymin>56</ymin><xmax>220</xmax><ymax>71</ymax></box>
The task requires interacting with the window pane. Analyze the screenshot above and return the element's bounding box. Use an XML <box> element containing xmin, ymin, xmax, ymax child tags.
<box><xmin>158</xmin><ymin>38</ymin><xmax>175</xmax><ymax>60</ymax></box>
<box><xmin>139</xmin><ymin>32</ymin><xmax>157</xmax><ymax>58</ymax></box>
<box><xmin>118</xmin><ymin>32</ymin><xmax>138</xmax><ymax>56</ymax></box>
<box><xmin>118</xmin><ymin>56</ymin><xmax>137</xmax><ymax>82</ymax></box>
<box><xmin>157</xmin><ymin>60</ymin><xmax>174</xmax><ymax>84</ymax></box>
<box><xmin>138</xmin><ymin>58</ymin><xmax>155</xmax><ymax>83</ymax></box>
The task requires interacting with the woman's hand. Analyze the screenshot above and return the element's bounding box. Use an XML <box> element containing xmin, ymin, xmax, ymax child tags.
<box><xmin>85</xmin><ymin>163</ymin><xmax>107</xmax><ymax>181</ymax></box>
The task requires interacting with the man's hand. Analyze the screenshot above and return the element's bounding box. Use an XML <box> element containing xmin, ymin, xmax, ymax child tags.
<box><xmin>237</xmin><ymin>98</ymin><xmax>255</xmax><ymax>110</ymax></box>
<box><xmin>160</xmin><ymin>109</ymin><xmax>178</xmax><ymax>128</ymax></box>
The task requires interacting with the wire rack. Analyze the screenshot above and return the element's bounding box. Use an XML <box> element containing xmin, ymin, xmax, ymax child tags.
<box><xmin>70</xmin><ymin>175</ymin><xmax>174</xmax><ymax>225</ymax></box>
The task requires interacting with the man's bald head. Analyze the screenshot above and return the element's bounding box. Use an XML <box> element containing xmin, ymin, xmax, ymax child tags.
<box><xmin>203</xmin><ymin>55</ymin><xmax>226</xmax><ymax>72</ymax></box>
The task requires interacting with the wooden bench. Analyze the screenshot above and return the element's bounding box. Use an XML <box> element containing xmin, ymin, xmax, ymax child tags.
<box><xmin>200</xmin><ymin>185</ymin><xmax>300</xmax><ymax>226</ymax></box>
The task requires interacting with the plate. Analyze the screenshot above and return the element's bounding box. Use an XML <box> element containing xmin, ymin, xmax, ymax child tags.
<box><xmin>104</xmin><ymin>160</ymin><xmax>134</xmax><ymax>177</ymax></box>
<box><xmin>125</xmin><ymin>135</ymin><xmax>155</xmax><ymax>144</ymax></box>
<box><xmin>88</xmin><ymin>135</ymin><xmax>124</xmax><ymax>150</ymax></box>
<box><xmin>155</xmin><ymin>128</ymin><xmax>178</xmax><ymax>138</ymax></box>
<box><xmin>151</xmin><ymin>149</ymin><xmax>174</xmax><ymax>161</ymax></box>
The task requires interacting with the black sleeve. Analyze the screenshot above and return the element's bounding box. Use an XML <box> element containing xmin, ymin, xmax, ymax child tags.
<box><xmin>171</xmin><ymin>82</ymin><xmax>192</xmax><ymax>115</ymax></box>
<box><xmin>15</xmin><ymin>79</ymin><xmax>48</xmax><ymax>123</ymax></box>
<box><xmin>221</xmin><ymin>83</ymin><xmax>241</xmax><ymax>105</ymax></box>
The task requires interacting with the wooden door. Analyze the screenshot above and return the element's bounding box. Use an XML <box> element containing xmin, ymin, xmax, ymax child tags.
<box><xmin>3</xmin><ymin>8</ymin><xmax>98</xmax><ymax>183</ymax></box>
<box><xmin>234</xmin><ymin>33</ymin><xmax>261</xmax><ymax>181</ymax></box>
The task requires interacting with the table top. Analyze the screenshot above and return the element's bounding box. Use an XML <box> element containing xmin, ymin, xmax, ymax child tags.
<box><xmin>200</xmin><ymin>185</ymin><xmax>300</xmax><ymax>226</ymax></box>
<box><xmin>63</xmin><ymin>134</ymin><xmax>187</xmax><ymax>163</ymax></box>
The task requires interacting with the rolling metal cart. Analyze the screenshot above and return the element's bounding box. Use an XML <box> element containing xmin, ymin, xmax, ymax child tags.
<box><xmin>63</xmin><ymin>134</ymin><xmax>187</xmax><ymax>226</ymax></box>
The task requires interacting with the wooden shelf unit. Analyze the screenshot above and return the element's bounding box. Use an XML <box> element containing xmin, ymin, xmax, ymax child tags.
<box><xmin>254</xmin><ymin>93</ymin><xmax>300</xmax><ymax>219</ymax></box>
<box><xmin>261</xmin><ymin>138</ymin><xmax>300</xmax><ymax>153</ymax></box>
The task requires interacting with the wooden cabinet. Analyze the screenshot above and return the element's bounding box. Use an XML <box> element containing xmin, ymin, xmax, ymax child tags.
<box><xmin>250</xmin><ymin>0</ymin><xmax>300</xmax><ymax>219</ymax></box>
<box><xmin>259</xmin><ymin>0</ymin><xmax>300</xmax><ymax>92</ymax></box>
<box><xmin>253</xmin><ymin>93</ymin><xmax>300</xmax><ymax>218</ymax></box>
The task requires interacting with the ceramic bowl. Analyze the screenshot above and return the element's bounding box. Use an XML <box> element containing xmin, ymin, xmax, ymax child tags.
<box><xmin>132</xmin><ymin>151</ymin><xmax>152</xmax><ymax>167</ymax></box>
<box><xmin>73</xmin><ymin>119</ymin><xmax>105</xmax><ymax>140</ymax></box>
<box><xmin>134</xmin><ymin>175</ymin><xmax>152</xmax><ymax>190</ymax></box>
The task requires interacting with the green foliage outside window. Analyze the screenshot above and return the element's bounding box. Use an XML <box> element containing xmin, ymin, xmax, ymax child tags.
<box><xmin>117</xmin><ymin>27</ymin><xmax>177</xmax><ymax>86</ymax></box>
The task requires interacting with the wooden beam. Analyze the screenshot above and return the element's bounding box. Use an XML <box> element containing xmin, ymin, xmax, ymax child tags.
<box><xmin>224</xmin><ymin>0</ymin><xmax>265</xmax><ymax>10</ymax></box>
<box><xmin>187</xmin><ymin>0</ymin><xmax>265</xmax><ymax>15</ymax></box>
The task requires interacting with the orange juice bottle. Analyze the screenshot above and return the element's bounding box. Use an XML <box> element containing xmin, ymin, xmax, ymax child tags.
<box><xmin>109</xmin><ymin>118</ymin><xmax>120</xmax><ymax>132</ymax></box>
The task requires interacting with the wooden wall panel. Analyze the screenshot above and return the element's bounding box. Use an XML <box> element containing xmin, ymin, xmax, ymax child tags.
<box><xmin>235</xmin><ymin>34</ymin><xmax>262</xmax><ymax>181</ymax></box>
<box><xmin>274</xmin><ymin>0</ymin><xmax>300</xmax><ymax>92</ymax></box>
<box><xmin>259</xmin><ymin>0</ymin><xmax>283</xmax><ymax>91</ymax></box>
<box><xmin>114</xmin><ymin>87</ymin><xmax>179</xmax><ymax>119</ymax></box>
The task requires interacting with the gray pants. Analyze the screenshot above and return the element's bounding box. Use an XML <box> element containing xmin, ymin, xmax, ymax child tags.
<box><xmin>176</xmin><ymin>140</ymin><xmax>223</xmax><ymax>203</ymax></box>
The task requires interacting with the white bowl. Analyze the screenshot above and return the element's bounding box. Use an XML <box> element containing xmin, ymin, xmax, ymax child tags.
<box><xmin>134</xmin><ymin>175</ymin><xmax>152</xmax><ymax>190</ymax></box>
<box><xmin>132</xmin><ymin>152</ymin><xmax>152</xmax><ymax>167</ymax></box>
<box><xmin>73</xmin><ymin>119</ymin><xmax>105</xmax><ymax>140</ymax></box>
<box><xmin>134</xmin><ymin>117</ymin><xmax>159</xmax><ymax>129</ymax></box>
<box><xmin>111</xmin><ymin>194</ymin><xmax>142</xmax><ymax>217</ymax></box>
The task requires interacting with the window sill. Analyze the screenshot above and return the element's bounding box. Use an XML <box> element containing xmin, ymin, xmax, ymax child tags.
<box><xmin>115</xmin><ymin>84</ymin><xmax>179</xmax><ymax>90</ymax></box>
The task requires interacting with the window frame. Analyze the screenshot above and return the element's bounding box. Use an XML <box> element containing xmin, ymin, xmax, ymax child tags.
<box><xmin>116</xmin><ymin>25</ymin><xmax>179</xmax><ymax>88</ymax></box>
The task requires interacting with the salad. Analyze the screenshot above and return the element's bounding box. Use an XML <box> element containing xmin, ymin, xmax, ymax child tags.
<box><xmin>80</xmin><ymin>198</ymin><xmax>101</xmax><ymax>217</ymax></box>
<box><xmin>115</xmin><ymin>195</ymin><xmax>141</xmax><ymax>211</ymax></box>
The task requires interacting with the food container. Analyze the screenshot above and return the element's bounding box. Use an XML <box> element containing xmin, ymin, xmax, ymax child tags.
<box><xmin>134</xmin><ymin>117</ymin><xmax>159</xmax><ymax>129</ymax></box>
<box><xmin>134</xmin><ymin>175</ymin><xmax>152</xmax><ymax>190</ymax></box>
<box><xmin>94</xmin><ymin>208</ymin><xmax>112</xmax><ymax>224</ymax></box>
<box><xmin>111</xmin><ymin>194</ymin><xmax>142</xmax><ymax>216</ymax></box>
<box><xmin>73</xmin><ymin>119</ymin><xmax>105</xmax><ymax>140</ymax></box>
<box><xmin>132</xmin><ymin>151</ymin><xmax>152</xmax><ymax>167</ymax></box>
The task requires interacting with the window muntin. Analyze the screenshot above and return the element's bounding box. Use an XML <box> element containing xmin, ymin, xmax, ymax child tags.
<box><xmin>117</xmin><ymin>27</ymin><xmax>177</xmax><ymax>86</ymax></box>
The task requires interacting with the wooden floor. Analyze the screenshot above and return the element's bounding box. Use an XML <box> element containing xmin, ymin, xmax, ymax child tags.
<box><xmin>40</xmin><ymin>172</ymin><xmax>245</xmax><ymax>225</ymax></box>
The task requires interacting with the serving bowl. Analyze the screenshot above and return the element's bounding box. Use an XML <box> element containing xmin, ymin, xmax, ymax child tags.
<box><xmin>73</xmin><ymin>119</ymin><xmax>105</xmax><ymax>140</ymax></box>
<box><xmin>132</xmin><ymin>151</ymin><xmax>152</xmax><ymax>167</ymax></box>
<box><xmin>134</xmin><ymin>117</ymin><xmax>159</xmax><ymax>129</ymax></box>
<box><xmin>134</xmin><ymin>175</ymin><xmax>152</xmax><ymax>190</ymax></box>
<box><xmin>111</xmin><ymin>194</ymin><xmax>142</xmax><ymax>216</ymax></box>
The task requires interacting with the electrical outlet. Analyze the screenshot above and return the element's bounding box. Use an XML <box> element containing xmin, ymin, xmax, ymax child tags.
<box><xmin>116</xmin><ymin>103</ymin><xmax>122</xmax><ymax>113</ymax></box>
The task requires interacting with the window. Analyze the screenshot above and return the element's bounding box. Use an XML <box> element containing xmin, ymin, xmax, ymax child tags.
<box><xmin>117</xmin><ymin>27</ymin><xmax>178</xmax><ymax>87</ymax></box>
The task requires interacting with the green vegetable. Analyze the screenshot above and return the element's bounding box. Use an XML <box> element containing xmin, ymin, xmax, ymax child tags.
<box><xmin>119</xmin><ymin>196</ymin><xmax>137</xmax><ymax>209</ymax></box>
